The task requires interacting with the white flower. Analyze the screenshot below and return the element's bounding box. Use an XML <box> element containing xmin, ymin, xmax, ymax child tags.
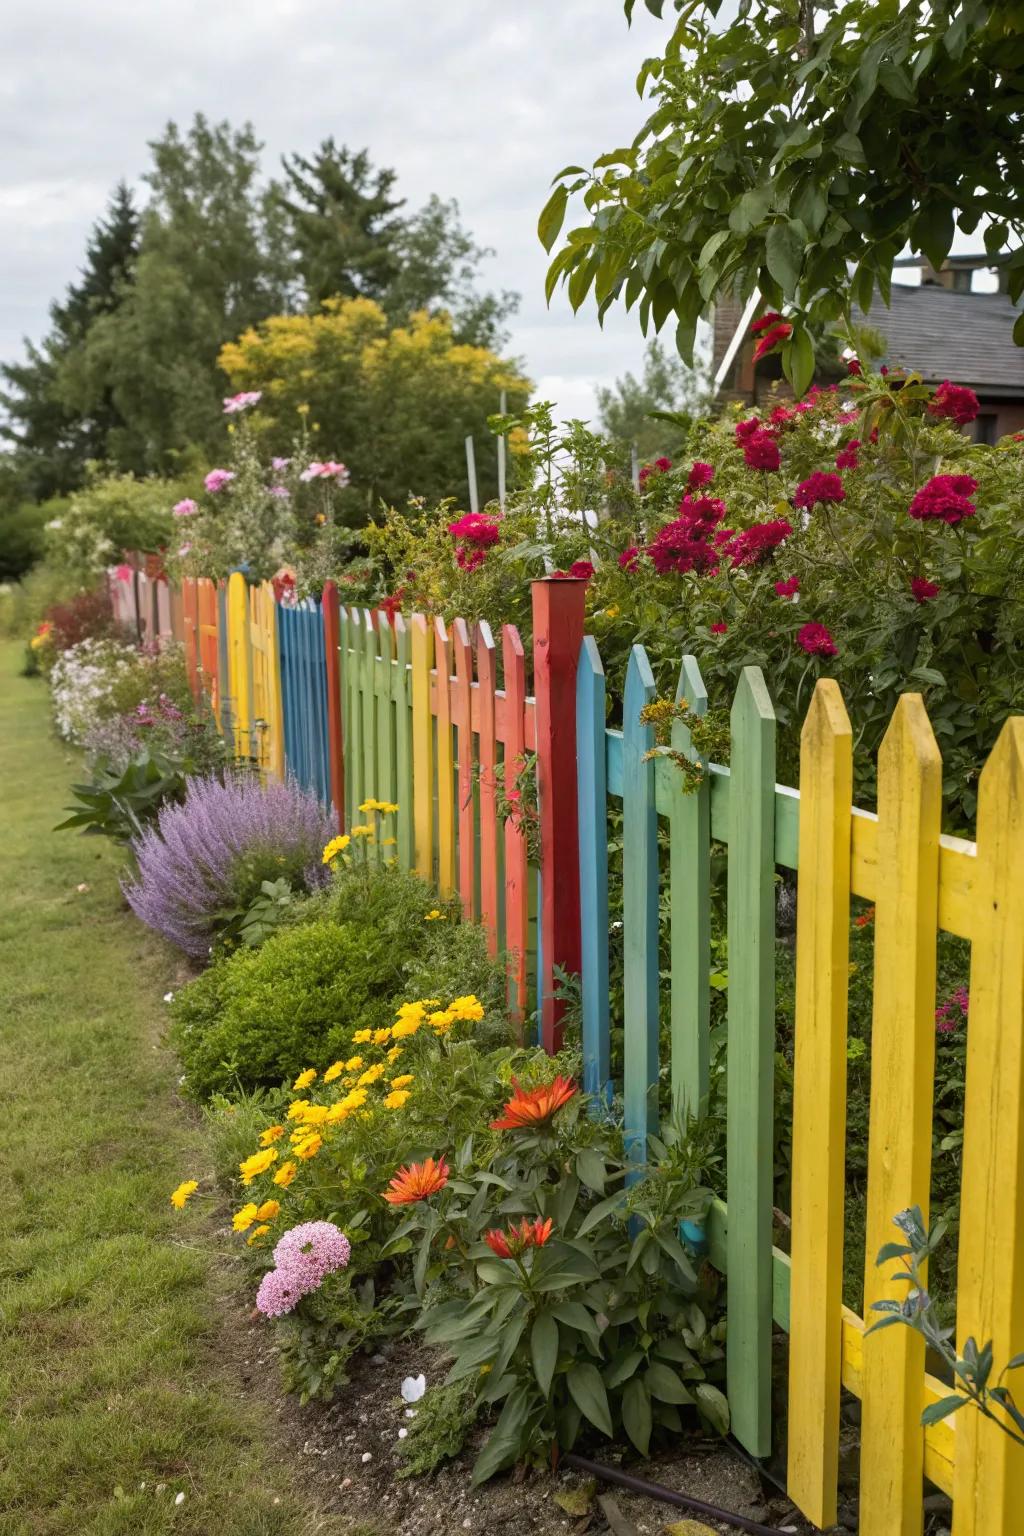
<box><xmin>397</xmin><ymin>1427</ymin><xmax>408</xmax><ymax>1439</ymax></box>
<box><xmin>46</xmin><ymin>517</ymin><xmax>63</xmax><ymax>531</ymax></box>
<box><xmin>163</xmin><ymin>992</ymin><xmax>174</xmax><ymax>1004</ymax></box>
<box><xmin>174</xmin><ymin>1491</ymin><xmax>185</xmax><ymax>1505</ymax></box>
<box><xmin>401</xmin><ymin>1374</ymin><xmax>426</xmax><ymax>1403</ymax></box>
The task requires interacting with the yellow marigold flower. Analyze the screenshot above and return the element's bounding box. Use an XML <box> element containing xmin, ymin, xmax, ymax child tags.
<box><xmin>273</xmin><ymin>1160</ymin><xmax>298</xmax><ymax>1188</ymax></box>
<box><xmin>381</xmin><ymin>837</ymin><xmax>397</xmax><ymax>847</ymax></box>
<box><xmin>324</xmin><ymin>1101</ymin><xmax>351</xmax><ymax>1124</ymax></box>
<box><xmin>170</xmin><ymin>1180</ymin><xmax>198</xmax><ymax>1210</ymax></box>
<box><xmin>352</xmin><ymin>1028</ymin><xmax>373</xmax><ymax>1044</ymax></box>
<box><xmin>449</xmin><ymin>994</ymin><xmax>485</xmax><ymax>1022</ymax></box>
<box><xmin>389</xmin><ymin>1073</ymin><xmax>415</xmax><ymax>1090</ymax></box>
<box><xmin>339</xmin><ymin>1087</ymin><xmax>368</xmax><ymax>1112</ymax></box>
<box><xmin>247</xmin><ymin>1224</ymin><xmax>271</xmax><ymax>1245</ymax></box>
<box><xmin>396</xmin><ymin>1001</ymin><xmax>426</xmax><ymax>1023</ymax></box>
<box><xmin>233</xmin><ymin>1203</ymin><xmax>259</xmax><ymax>1232</ymax></box>
<box><xmin>429</xmin><ymin>1010</ymin><xmax>454</xmax><ymax>1033</ymax></box>
<box><xmin>259</xmin><ymin>1124</ymin><xmax>285</xmax><ymax>1147</ymax></box>
<box><xmin>292</xmin><ymin>1068</ymin><xmax>317</xmax><ymax>1091</ymax></box>
<box><xmin>322</xmin><ymin>834</ymin><xmax>351</xmax><ymax>864</ymax></box>
<box><xmin>386</xmin><ymin>1045</ymin><xmax>404</xmax><ymax>1063</ymax></box>
<box><xmin>372</xmin><ymin>1027</ymin><xmax>392</xmax><ymax>1045</ymax></box>
<box><xmin>297</xmin><ymin>1103</ymin><xmax>329</xmax><ymax>1126</ymax></box>
<box><xmin>256</xmin><ymin>1199</ymin><xmax>280</xmax><ymax>1221</ymax></box>
<box><xmin>424</xmin><ymin>909</ymin><xmax>444</xmax><ymax>921</ymax></box>
<box><xmin>287</xmin><ymin>1099</ymin><xmax>312</xmax><ymax>1120</ymax></box>
<box><xmin>391</xmin><ymin>1018</ymin><xmax>421</xmax><ymax>1038</ymax></box>
<box><xmin>420</xmin><ymin>999</ymin><xmax>441</xmax><ymax>1008</ymax></box>
<box><xmin>344</xmin><ymin>1055</ymin><xmax>364</xmax><ymax>1071</ymax></box>
<box><xmin>342</xmin><ymin>1075</ymin><xmax>356</xmax><ymax>1087</ymax></box>
<box><xmin>378</xmin><ymin>801</ymin><xmax>399</xmax><ymax>815</ymax></box>
<box><xmin>358</xmin><ymin>798</ymin><xmax>381</xmax><ymax>813</ymax></box>
<box><xmin>323</xmin><ymin>1061</ymin><xmax>345</xmax><ymax>1083</ymax></box>
<box><xmin>239</xmin><ymin>1148</ymin><xmax>278</xmax><ymax>1185</ymax></box>
<box><xmin>295</xmin><ymin>1134</ymin><xmax>323</xmax><ymax>1160</ymax></box>
<box><xmin>358</xmin><ymin>1063</ymin><xmax>385</xmax><ymax>1086</ymax></box>
<box><xmin>350</xmin><ymin>824</ymin><xmax>374</xmax><ymax>839</ymax></box>
<box><xmin>605</xmin><ymin>604</ymin><xmax>620</xmax><ymax>619</ymax></box>
<box><xmin>383</xmin><ymin>1089</ymin><xmax>412</xmax><ymax>1110</ymax></box>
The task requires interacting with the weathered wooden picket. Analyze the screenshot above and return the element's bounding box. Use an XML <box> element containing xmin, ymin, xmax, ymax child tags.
<box><xmin>112</xmin><ymin>563</ymin><xmax>1024</xmax><ymax>1536</ymax></box>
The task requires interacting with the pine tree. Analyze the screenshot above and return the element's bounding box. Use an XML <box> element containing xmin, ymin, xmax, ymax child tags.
<box><xmin>280</xmin><ymin>140</ymin><xmax>406</xmax><ymax>307</ymax></box>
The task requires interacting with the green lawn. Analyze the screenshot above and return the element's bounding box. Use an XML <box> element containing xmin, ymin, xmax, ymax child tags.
<box><xmin>0</xmin><ymin>645</ymin><xmax>346</xmax><ymax>1535</ymax></box>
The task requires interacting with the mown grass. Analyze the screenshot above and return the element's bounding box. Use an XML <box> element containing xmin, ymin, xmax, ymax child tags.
<box><xmin>0</xmin><ymin>644</ymin><xmax>349</xmax><ymax>1535</ymax></box>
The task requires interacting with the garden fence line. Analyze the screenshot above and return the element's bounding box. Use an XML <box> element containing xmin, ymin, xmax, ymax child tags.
<box><xmin>108</xmin><ymin>557</ymin><xmax>1024</xmax><ymax>1536</ymax></box>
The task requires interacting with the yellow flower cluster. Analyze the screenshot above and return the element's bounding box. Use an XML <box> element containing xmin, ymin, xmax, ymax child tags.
<box><xmin>170</xmin><ymin>1180</ymin><xmax>198</xmax><ymax>1209</ymax></box>
<box><xmin>219</xmin><ymin>992</ymin><xmax>483</xmax><ymax>1217</ymax></box>
<box><xmin>359</xmin><ymin>798</ymin><xmax>399</xmax><ymax>815</ymax></box>
<box><xmin>322</xmin><ymin>834</ymin><xmax>351</xmax><ymax>864</ymax></box>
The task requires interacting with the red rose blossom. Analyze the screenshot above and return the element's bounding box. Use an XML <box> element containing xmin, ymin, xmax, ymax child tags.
<box><xmin>797</xmin><ymin>622</ymin><xmax>837</xmax><ymax>658</ymax></box>
<box><xmin>725</xmin><ymin>519</ymin><xmax>793</xmax><ymax>568</ymax></box>
<box><xmin>911</xmin><ymin>577</ymin><xmax>940</xmax><ymax>603</ymax></box>
<box><xmin>775</xmin><ymin>576</ymin><xmax>800</xmax><ymax>598</ymax></box>
<box><xmin>908</xmin><ymin>474</ymin><xmax>978</xmax><ymax>526</ymax></box>
<box><xmin>744</xmin><ymin>432</ymin><xmax>781</xmax><ymax>471</ymax></box>
<box><xmin>753</xmin><ymin>321</ymin><xmax>793</xmax><ymax>361</ymax></box>
<box><xmin>794</xmin><ymin>472</ymin><xmax>846</xmax><ymax>510</ymax></box>
<box><xmin>928</xmin><ymin>380</ymin><xmax>980</xmax><ymax>427</ymax></box>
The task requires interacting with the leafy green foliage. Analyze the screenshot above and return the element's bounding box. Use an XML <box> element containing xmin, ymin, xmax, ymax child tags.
<box><xmin>395</xmin><ymin>1380</ymin><xmax>478</xmax><ymax>1477</ymax></box>
<box><xmin>170</xmin><ymin>866</ymin><xmax>507</xmax><ymax>1100</ymax></box>
<box><xmin>546</xmin><ymin>2</ymin><xmax>1024</xmax><ymax>383</ymax></box>
<box><xmin>869</xmin><ymin>1207</ymin><xmax>1024</xmax><ymax>1447</ymax></box>
<box><xmin>57</xmin><ymin>750</ymin><xmax>194</xmax><ymax>845</ymax></box>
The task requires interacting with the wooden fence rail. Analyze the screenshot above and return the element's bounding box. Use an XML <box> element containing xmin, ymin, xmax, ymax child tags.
<box><xmin>110</xmin><ymin>562</ymin><xmax>1024</xmax><ymax>1535</ymax></box>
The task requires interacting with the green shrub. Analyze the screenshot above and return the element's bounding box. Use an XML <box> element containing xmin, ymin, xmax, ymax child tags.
<box><xmin>170</xmin><ymin>866</ymin><xmax>507</xmax><ymax>1100</ymax></box>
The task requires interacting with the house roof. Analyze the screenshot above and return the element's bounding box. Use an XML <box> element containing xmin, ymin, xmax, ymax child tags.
<box><xmin>855</xmin><ymin>284</ymin><xmax>1024</xmax><ymax>396</ymax></box>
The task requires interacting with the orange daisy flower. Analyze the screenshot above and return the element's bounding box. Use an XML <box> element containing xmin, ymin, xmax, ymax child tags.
<box><xmin>382</xmin><ymin>1156</ymin><xmax>450</xmax><ymax>1205</ymax></box>
<box><xmin>484</xmin><ymin>1216</ymin><xmax>554</xmax><ymax>1259</ymax></box>
<box><xmin>490</xmin><ymin>1076</ymin><xmax>577</xmax><ymax>1131</ymax></box>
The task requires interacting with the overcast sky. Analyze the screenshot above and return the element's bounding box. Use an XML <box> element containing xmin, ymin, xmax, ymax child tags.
<box><xmin>0</xmin><ymin>1</ymin><xmax>679</xmax><ymax>424</ymax></box>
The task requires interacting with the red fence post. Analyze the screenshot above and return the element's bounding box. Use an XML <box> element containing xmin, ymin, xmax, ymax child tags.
<box><xmin>322</xmin><ymin>580</ymin><xmax>345</xmax><ymax>827</ymax></box>
<box><xmin>532</xmin><ymin>578</ymin><xmax>586</xmax><ymax>1054</ymax></box>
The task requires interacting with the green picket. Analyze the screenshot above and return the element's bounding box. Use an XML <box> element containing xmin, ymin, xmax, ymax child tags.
<box><xmin>726</xmin><ymin>665</ymin><xmax>777</xmax><ymax>1458</ymax></box>
<box><xmin>346</xmin><ymin>608</ymin><xmax>364</xmax><ymax>820</ymax></box>
<box><xmin>360</xmin><ymin>610</ymin><xmax>377</xmax><ymax>857</ymax></box>
<box><xmin>376</xmin><ymin>612</ymin><xmax>396</xmax><ymax>831</ymax></box>
<box><xmin>669</xmin><ymin>654</ymin><xmax>711</xmax><ymax>1117</ymax></box>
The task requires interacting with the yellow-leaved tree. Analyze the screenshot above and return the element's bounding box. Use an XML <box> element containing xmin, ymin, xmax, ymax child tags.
<box><xmin>218</xmin><ymin>298</ymin><xmax>530</xmax><ymax>517</ymax></box>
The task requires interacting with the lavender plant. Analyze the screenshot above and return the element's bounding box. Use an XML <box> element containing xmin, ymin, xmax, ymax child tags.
<box><xmin>123</xmin><ymin>774</ymin><xmax>336</xmax><ymax>959</ymax></box>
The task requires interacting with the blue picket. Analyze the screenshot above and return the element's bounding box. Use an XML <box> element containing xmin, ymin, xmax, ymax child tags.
<box><xmin>622</xmin><ymin>645</ymin><xmax>659</xmax><ymax>1174</ymax></box>
<box><xmin>577</xmin><ymin>636</ymin><xmax>611</xmax><ymax>1107</ymax></box>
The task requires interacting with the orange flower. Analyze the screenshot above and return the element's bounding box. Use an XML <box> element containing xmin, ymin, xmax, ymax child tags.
<box><xmin>854</xmin><ymin>906</ymin><xmax>875</xmax><ymax>928</ymax></box>
<box><xmin>490</xmin><ymin>1076</ymin><xmax>577</xmax><ymax>1131</ymax></box>
<box><xmin>484</xmin><ymin>1216</ymin><xmax>554</xmax><ymax>1259</ymax></box>
<box><xmin>382</xmin><ymin>1156</ymin><xmax>450</xmax><ymax>1205</ymax></box>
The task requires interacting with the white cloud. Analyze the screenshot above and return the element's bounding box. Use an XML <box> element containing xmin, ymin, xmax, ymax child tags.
<box><xmin>0</xmin><ymin>1</ymin><xmax>673</xmax><ymax>420</ymax></box>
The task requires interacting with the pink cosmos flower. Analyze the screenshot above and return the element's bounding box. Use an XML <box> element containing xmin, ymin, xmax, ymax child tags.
<box><xmin>173</xmin><ymin>498</ymin><xmax>199</xmax><ymax>518</ymax></box>
<box><xmin>300</xmin><ymin>460</ymin><xmax>351</xmax><ymax>486</ymax></box>
<box><xmin>204</xmin><ymin>469</ymin><xmax>235</xmax><ymax>494</ymax></box>
<box><xmin>223</xmin><ymin>390</ymin><xmax>263</xmax><ymax>414</ymax></box>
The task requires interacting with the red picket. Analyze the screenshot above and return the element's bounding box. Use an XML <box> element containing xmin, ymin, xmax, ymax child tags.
<box><xmin>451</xmin><ymin>617</ymin><xmax>475</xmax><ymax>921</ymax></box>
<box><xmin>502</xmin><ymin>624</ymin><xmax>530</xmax><ymax>1032</ymax></box>
<box><xmin>476</xmin><ymin>621</ymin><xmax>500</xmax><ymax>955</ymax></box>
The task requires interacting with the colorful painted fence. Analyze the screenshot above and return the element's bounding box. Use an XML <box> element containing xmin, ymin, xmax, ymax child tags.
<box><xmin>110</xmin><ymin>560</ymin><xmax>1024</xmax><ymax>1535</ymax></box>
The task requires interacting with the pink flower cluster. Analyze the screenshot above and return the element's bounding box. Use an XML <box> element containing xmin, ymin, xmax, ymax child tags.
<box><xmin>647</xmin><ymin>495</ymin><xmax>727</xmax><ymax>575</ymax></box>
<box><xmin>223</xmin><ymin>390</ymin><xmax>263</xmax><ymax>414</ymax></box>
<box><xmin>723</xmin><ymin>518</ymin><xmax>793</xmax><ymax>568</ymax></box>
<box><xmin>835</xmin><ymin>440</ymin><xmax>860</xmax><ymax>471</ymax></box>
<box><xmin>551</xmin><ymin>561</ymin><xmax>594</xmax><ymax>581</ymax></box>
<box><xmin>794</xmin><ymin>472</ymin><xmax>846</xmax><ymax>511</ymax></box>
<box><xmin>736</xmin><ymin>417</ymin><xmax>781</xmax><ymax>472</ymax></box>
<box><xmin>935</xmin><ymin>986</ymin><xmax>969</xmax><ymax>1034</ymax></box>
<box><xmin>797</xmin><ymin>622</ymin><xmax>837</xmax><ymax>658</ymax></box>
<box><xmin>638</xmin><ymin>456</ymin><xmax>672</xmax><ymax>485</ymax></box>
<box><xmin>255</xmin><ymin>1221</ymin><xmax>351</xmax><ymax>1319</ymax></box>
<box><xmin>300</xmin><ymin>460</ymin><xmax>351</xmax><ymax>486</ymax></box>
<box><xmin>173</xmin><ymin>498</ymin><xmax>199</xmax><ymax>518</ymax></box>
<box><xmin>908</xmin><ymin>474</ymin><xmax>978</xmax><ymax>526</ymax></box>
<box><xmin>204</xmin><ymin>469</ymin><xmax>235</xmax><ymax>494</ymax></box>
<box><xmin>449</xmin><ymin>511</ymin><xmax>501</xmax><ymax>572</ymax></box>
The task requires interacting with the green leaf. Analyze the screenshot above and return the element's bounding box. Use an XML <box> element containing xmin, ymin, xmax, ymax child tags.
<box><xmin>575</xmin><ymin>1149</ymin><xmax>607</xmax><ymax>1195</ymax></box>
<box><xmin>694</xmin><ymin>1381</ymin><xmax>730</xmax><ymax>1435</ymax></box>
<box><xmin>765</xmin><ymin>223</ymin><xmax>804</xmax><ymax>299</ymax></box>
<box><xmin>538</xmin><ymin>185</ymin><xmax>569</xmax><ymax>254</ymax></box>
<box><xmin>645</xmin><ymin>1362</ymin><xmax>693</xmax><ymax>1404</ymax></box>
<box><xmin>531</xmin><ymin>1312</ymin><xmax>559</xmax><ymax>1398</ymax></box>
<box><xmin>470</xmin><ymin>1384</ymin><xmax>531</xmax><ymax>1485</ymax></box>
<box><xmin>1013</xmin><ymin>311</ymin><xmax>1024</xmax><ymax>348</ymax></box>
<box><xmin>621</xmin><ymin>1377</ymin><xmax>652</xmax><ymax>1455</ymax></box>
<box><xmin>698</xmin><ymin>230</ymin><xmax>731</xmax><ymax>270</ymax></box>
<box><xmin>913</xmin><ymin>200</ymin><xmax>954</xmax><ymax>272</ymax></box>
<box><xmin>921</xmin><ymin>1394</ymin><xmax>967</xmax><ymax>1426</ymax></box>
<box><xmin>575</xmin><ymin>1190</ymin><xmax>627</xmax><ymax>1238</ymax></box>
<box><xmin>729</xmin><ymin>186</ymin><xmax>772</xmax><ymax>235</ymax></box>
<box><xmin>567</xmin><ymin>1362</ymin><xmax>614</xmax><ymax>1437</ymax></box>
<box><xmin>782</xmin><ymin>326</ymin><xmax>815</xmax><ymax>399</ymax></box>
<box><xmin>603</xmin><ymin>1348</ymin><xmax>645</xmax><ymax>1389</ymax></box>
<box><xmin>551</xmin><ymin>1300</ymin><xmax>602</xmax><ymax>1339</ymax></box>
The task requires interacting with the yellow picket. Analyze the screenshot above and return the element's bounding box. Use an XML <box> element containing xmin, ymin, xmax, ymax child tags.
<box><xmin>226</xmin><ymin>571</ymin><xmax>252</xmax><ymax>762</ymax></box>
<box><xmin>953</xmin><ymin>719</ymin><xmax>1024</xmax><ymax>1536</ymax></box>
<box><xmin>860</xmin><ymin>694</ymin><xmax>942</xmax><ymax>1536</ymax></box>
<box><xmin>410</xmin><ymin>613</ymin><xmax>434</xmax><ymax>881</ymax></box>
<box><xmin>787</xmin><ymin>680</ymin><xmax>853</xmax><ymax>1529</ymax></box>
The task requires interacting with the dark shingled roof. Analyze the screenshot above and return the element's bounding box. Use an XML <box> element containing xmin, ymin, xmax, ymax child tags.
<box><xmin>855</xmin><ymin>284</ymin><xmax>1024</xmax><ymax>396</ymax></box>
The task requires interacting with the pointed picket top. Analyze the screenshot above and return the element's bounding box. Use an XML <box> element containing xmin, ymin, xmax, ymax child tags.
<box><xmin>878</xmin><ymin>690</ymin><xmax>942</xmax><ymax>782</ymax></box>
<box><xmin>801</xmin><ymin>675</ymin><xmax>853</xmax><ymax>756</ymax></box>
<box><xmin>672</xmin><ymin>653</ymin><xmax>708</xmax><ymax>760</ymax></box>
<box><xmin>731</xmin><ymin>662</ymin><xmax>776</xmax><ymax>733</ymax></box>
<box><xmin>624</xmin><ymin>642</ymin><xmax>657</xmax><ymax>722</ymax></box>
